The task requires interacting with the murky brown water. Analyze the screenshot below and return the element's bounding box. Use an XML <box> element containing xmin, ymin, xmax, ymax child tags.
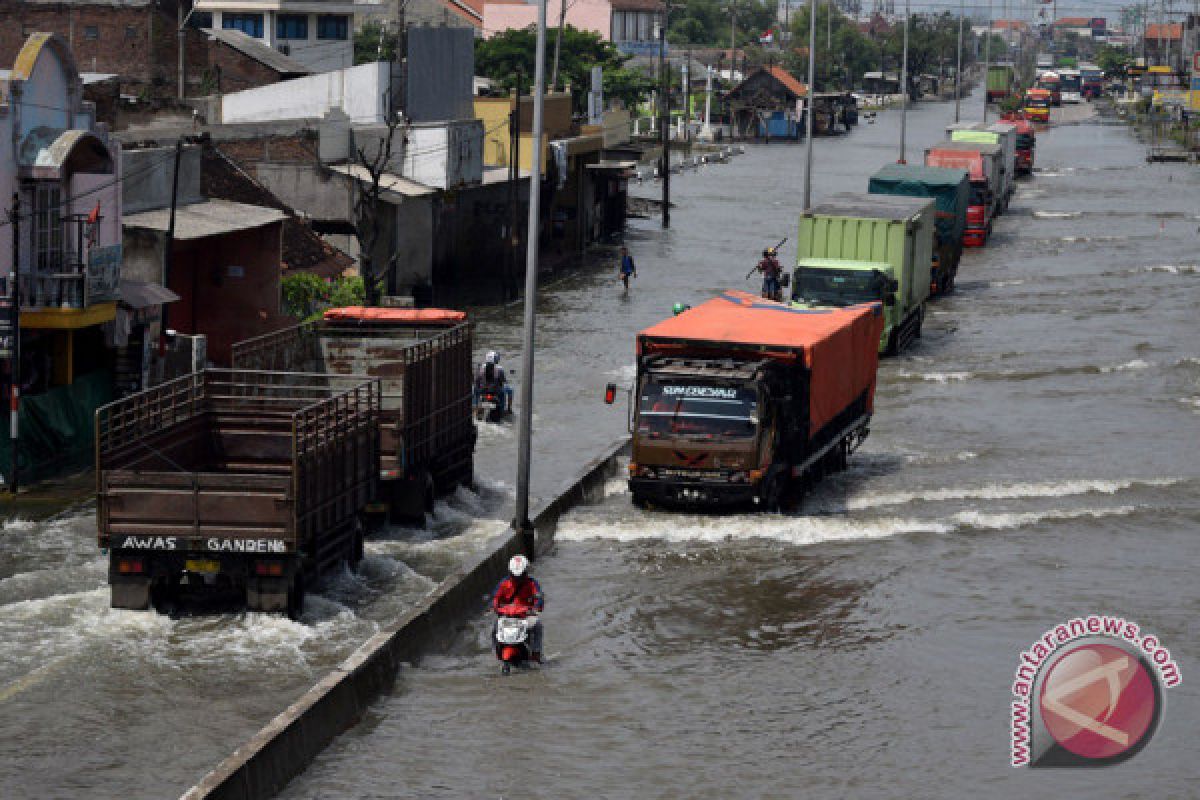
<box><xmin>1</xmin><ymin>94</ymin><xmax>1198</xmax><ymax>799</ymax></box>
<box><xmin>284</xmin><ymin>98</ymin><xmax>1200</xmax><ymax>799</ymax></box>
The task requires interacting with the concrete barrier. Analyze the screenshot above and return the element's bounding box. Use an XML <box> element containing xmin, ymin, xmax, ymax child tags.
<box><xmin>180</xmin><ymin>436</ymin><xmax>630</xmax><ymax>800</ymax></box>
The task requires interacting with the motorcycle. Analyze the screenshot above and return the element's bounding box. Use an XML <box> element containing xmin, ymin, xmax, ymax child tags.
<box><xmin>474</xmin><ymin>388</ymin><xmax>509</xmax><ymax>423</ymax></box>
<box><xmin>494</xmin><ymin>602</ymin><xmax>539</xmax><ymax>674</ymax></box>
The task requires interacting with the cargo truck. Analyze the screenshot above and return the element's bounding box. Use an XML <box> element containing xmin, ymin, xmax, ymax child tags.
<box><xmin>925</xmin><ymin>142</ymin><xmax>1003</xmax><ymax>247</ymax></box>
<box><xmin>867</xmin><ymin>164</ymin><xmax>970</xmax><ymax>296</ymax></box>
<box><xmin>790</xmin><ymin>193</ymin><xmax>933</xmax><ymax>355</ymax></box>
<box><xmin>618</xmin><ymin>290</ymin><xmax>883</xmax><ymax>510</ymax></box>
<box><xmin>948</xmin><ymin>123</ymin><xmax>1017</xmax><ymax>210</ymax></box>
<box><xmin>1024</xmin><ymin>88</ymin><xmax>1051</xmax><ymax>123</ymax></box>
<box><xmin>1001</xmin><ymin>116</ymin><xmax>1037</xmax><ymax>174</ymax></box>
<box><xmin>98</xmin><ymin>370</ymin><xmax>379</xmax><ymax>616</ymax></box>
<box><xmin>232</xmin><ymin>308</ymin><xmax>476</xmax><ymax>524</ymax></box>
<box><xmin>986</xmin><ymin>64</ymin><xmax>1015</xmax><ymax>102</ymax></box>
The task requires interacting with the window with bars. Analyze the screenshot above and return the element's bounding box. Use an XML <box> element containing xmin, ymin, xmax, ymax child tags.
<box><xmin>316</xmin><ymin>14</ymin><xmax>348</xmax><ymax>40</ymax></box>
<box><xmin>276</xmin><ymin>14</ymin><xmax>308</xmax><ymax>40</ymax></box>
<box><xmin>33</xmin><ymin>184</ymin><xmax>63</xmax><ymax>272</ymax></box>
<box><xmin>223</xmin><ymin>13</ymin><xmax>264</xmax><ymax>38</ymax></box>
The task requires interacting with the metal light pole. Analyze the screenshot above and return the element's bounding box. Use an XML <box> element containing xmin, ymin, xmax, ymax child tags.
<box><xmin>700</xmin><ymin>65</ymin><xmax>715</xmax><ymax>141</ymax></box>
<box><xmin>983</xmin><ymin>0</ymin><xmax>992</xmax><ymax>123</ymax></box>
<box><xmin>955</xmin><ymin>0</ymin><xmax>964</xmax><ymax>122</ymax></box>
<box><xmin>658</xmin><ymin>16</ymin><xmax>670</xmax><ymax>228</ymax></box>
<box><xmin>803</xmin><ymin>0</ymin><xmax>816</xmax><ymax>209</ymax></box>
<box><xmin>899</xmin><ymin>0</ymin><xmax>909</xmax><ymax>163</ymax></box>
<box><xmin>513</xmin><ymin>0</ymin><xmax>549</xmax><ymax>551</ymax></box>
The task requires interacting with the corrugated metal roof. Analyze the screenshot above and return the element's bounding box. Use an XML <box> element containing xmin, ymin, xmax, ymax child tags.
<box><xmin>327</xmin><ymin>164</ymin><xmax>438</xmax><ymax>200</ymax></box>
<box><xmin>201</xmin><ymin>28</ymin><xmax>312</xmax><ymax>75</ymax></box>
<box><xmin>122</xmin><ymin>199</ymin><xmax>286</xmax><ymax>240</ymax></box>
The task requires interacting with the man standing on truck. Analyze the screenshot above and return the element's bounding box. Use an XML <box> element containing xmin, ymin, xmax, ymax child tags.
<box><xmin>618</xmin><ymin>246</ymin><xmax>637</xmax><ymax>291</ymax></box>
<box><xmin>755</xmin><ymin>248</ymin><xmax>783</xmax><ymax>301</ymax></box>
<box><xmin>492</xmin><ymin>555</ymin><xmax>544</xmax><ymax>662</ymax></box>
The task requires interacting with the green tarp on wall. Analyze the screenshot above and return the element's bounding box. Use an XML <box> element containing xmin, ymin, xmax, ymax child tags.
<box><xmin>0</xmin><ymin>370</ymin><xmax>112</xmax><ymax>487</ymax></box>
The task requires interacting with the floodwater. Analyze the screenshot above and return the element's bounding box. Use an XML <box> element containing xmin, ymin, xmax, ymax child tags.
<box><xmin>284</xmin><ymin>97</ymin><xmax>1200</xmax><ymax>799</ymax></box>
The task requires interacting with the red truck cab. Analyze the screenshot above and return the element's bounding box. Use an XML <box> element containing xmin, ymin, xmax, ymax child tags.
<box><xmin>925</xmin><ymin>147</ymin><xmax>991</xmax><ymax>247</ymax></box>
<box><xmin>1003</xmin><ymin>116</ymin><xmax>1037</xmax><ymax>175</ymax></box>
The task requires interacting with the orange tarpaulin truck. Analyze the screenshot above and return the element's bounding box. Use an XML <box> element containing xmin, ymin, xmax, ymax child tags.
<box><xmin>620</xmin><ymin>291</ymin><xmax>883</xmax><ymax>510</ymax></box>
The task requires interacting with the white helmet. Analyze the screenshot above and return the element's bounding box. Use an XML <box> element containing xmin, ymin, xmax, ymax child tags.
<box><xmin>508</xmin><ymin>554</ymin><xmax>529</xmax><ymax>577</ymax></box>
<box><xmin>485</xmin><ymin>351</ymin><xmax>498</xmax><ymax>364</ymax></box>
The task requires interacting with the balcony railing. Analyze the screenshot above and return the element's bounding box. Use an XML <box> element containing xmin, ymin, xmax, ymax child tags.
<box><xmin>18</xmin><ymin>214</ymin><xmax>121</xmax><ymax>312</ymax></box>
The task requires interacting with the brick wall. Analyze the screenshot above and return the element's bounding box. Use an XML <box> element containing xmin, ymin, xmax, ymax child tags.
<box><xmin>207</xmin><ymin>41</ymin><xmax>285</xmax><ymax>94</ymax></box>
<box><xmin>0</xmin><ymin>1</ymin><xmax>286</xmax><ymax>101</ymax></box>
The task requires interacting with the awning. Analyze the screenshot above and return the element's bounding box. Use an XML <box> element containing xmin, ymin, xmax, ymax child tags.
<box><xmin>122</xmin><ymin>199</ymin><xmax>286</xmax><ymax>240</ymax></box>
<box><xmin>119</xmin><ymin>280</ymin><xmax>180</xmax><ymax>309</ymax></box>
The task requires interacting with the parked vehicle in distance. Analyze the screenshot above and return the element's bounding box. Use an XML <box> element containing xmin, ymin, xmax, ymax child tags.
<box><xmin>986</xmin><ymin>64</ymin><xmax>1016</xmax><ymax>102</ymax></box>
<box><xmin>1001</xmin><ymin>116</ymin><xmax>1037</xmax><ymax>174</ymax></box>
<box><xmin>1024</xmin><ymin>88</ymin><xmax>1052</xmax><ymax>123</ymax></box>
<box><xmin>98</xmin><ymin>370</ymin><xmax>379</xmax><ymax>617</ymax></box>
<box><xmin>1080</xmin><ymin>65</ymin><xmax>1104</xmax><ymax>99</ymax></box>
<box><xmin>1036</xmin><ymin>71</ymin><xmax>1062</xmax><ymax>106</ymax></box>
<box><xmin>1058</xmin><ymin>68</ymin><xmax>1083</xmax><ymax>103</ymax></box>
<box><xmin>868</xmin><ymin>164</ymin><xmax>971</xmax><ymax>295</ymax></box>
<box><xmin>232</xmin><ymin>307</ymin><xmax>476</xmax><ymax>524</ymax></box>
<box><xmin>618</xmin><ymin>290</ymin><xmax>883</xmax><ymax>510</ymax></box>
<box><xmin>792</xmin><ymin>193</ymin><xmax>933</xmax><ymax>354</ymax></box>
<box><xmin>926</xmin><ymin>143</ymin><xmax>1003</xmax><ymax>247</ymax></box>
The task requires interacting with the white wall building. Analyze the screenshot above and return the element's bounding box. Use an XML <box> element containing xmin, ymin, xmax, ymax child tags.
<box><xmin>190</xmin><ymin>0</ymin><xmax>377</xmax><ymax>73</ymax></box>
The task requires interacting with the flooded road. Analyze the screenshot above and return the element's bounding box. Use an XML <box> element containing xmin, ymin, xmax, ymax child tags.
<box><xmin>285</xmin><ymin>97</ymin><xmax>1200</xmax><ymax>799</ymax></box>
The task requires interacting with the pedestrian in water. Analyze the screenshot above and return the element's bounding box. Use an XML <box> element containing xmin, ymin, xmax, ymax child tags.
<box><xmin>618</xmin><ymin>246</ymin><xmax>637</xmax><ymax>291</ymax></box>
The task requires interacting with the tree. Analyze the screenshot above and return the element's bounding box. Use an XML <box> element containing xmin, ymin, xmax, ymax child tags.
<box><xmin>1096</xmin><ymin>44</ymin><xmax>1131</xmax><ymax>78</ymax></box>
<box><xmin>351</xmin><ymin>107</ymin><xmax>409</xmax><ymax>306</ymax></box>
<box><xmin>669</xmin><ymin>0</ymin><xmax>778</xmax><ymax>47</ymax></box>
<box><xmin>476</xmin><ymin>26</ymin><xmax>655</xmax><ymax>110</ymax></box>
<box><xmin>355</xmin><ymin>21</ymin><xmax>398</xmax><ymax>65</ymax></box>
<box><xmin>788</xmin><ymin>3</ymin><xmax>878</xmax><ymax>91</ymax></box>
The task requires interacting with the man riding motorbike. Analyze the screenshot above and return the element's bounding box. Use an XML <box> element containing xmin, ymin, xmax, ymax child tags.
<box><xmin>492</xmin><ymin>554</ymin><xmax>543</xmax><ymax>662</ymax></box>
<box><xmin>755</xmin><ymin>248</ymin><xmax>783</xmax><ymax>301</ymax></box>
<box><xmin>474</xmin><ymin>351</ymin><xmax>513</xmax><ymax>414</ymax></box>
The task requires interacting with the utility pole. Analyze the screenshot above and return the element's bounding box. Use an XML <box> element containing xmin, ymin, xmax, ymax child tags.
<box><xmin>507</xmin><ymin>77</ymin><xmax>522</xmax><ymax>301</ymax></box>
<box><xmin>659</xmin><ymin>13</ymin><xmax>670</xmax><ymax>228</ymax></box>
<box><xmin>6</xmin><ymin>193</ymin><xmax>19</xmax><ymax>494</ymax></box>
<box><xmin>899</xmin><ymin>0</ymin><xmax>909</xmax><ymax>162</ymax></box>
<box><xmin>803</xmin><ymin>0</ymin><xmax>816</xmax><ymax>208</ymax></box>
<box><xmin>700</xmin><ymin>65</ymin><xmax>715</xmax><ymax>141</ymax></box>
<box><xmin>955</xmin><ymin>0</ymin><xmax>963</xmax><ymax>121</ymax></box>
<box><xmin>161</xmin><ymin>139</ymin><xmax>183</xmax><ymax>351</ymax></box>
<box><xmin>513</xmin><ymin>0</ymin><xmax>549</xmax><ymax>553</ymax></box>
<box><xmin>983</xmin><ymin>0</ymin><xmax>992</xmax><ymax>124</ymax></box>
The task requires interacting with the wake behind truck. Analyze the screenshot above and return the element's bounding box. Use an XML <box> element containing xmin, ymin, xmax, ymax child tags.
<box><xmin>98</xmin><ymin>370</ymin><xmax>379</xmax><ymax>616</ymax></box>
<box><xmin>791</xmin><ymin>193</ymin><xmax>933</xmax><ymax>355</ymax></box>
<box><xmin>232</xmin><ymin>308</ymin><xmax>476</xmax><ymax>523</ymax></box>
<box><xmin>620</xmin><ymin>290</ymin><xmax>883</xmax><ymax>510</ymax></box>
<box><xmin>867</xmin><ymin>164</ymin><xmax>970</xmax><ymax>296</ymax></box>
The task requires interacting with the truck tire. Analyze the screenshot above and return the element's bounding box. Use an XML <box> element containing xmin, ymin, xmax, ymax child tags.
<box><xmin>111</xmin><ymin>579</ymin><xmax>151</xmax><ymax>611</ymax></box>
<box><xmin>763</xmin><ymin>472</ymin><xmax>788</xmax><ymax>512</ymax></box>
<box><xmin>349</xmin><ymin>523</ymin><xmax>365</xmax><ymax>568</ymax></box>
<box><xmin>914</xmin><ymin>306</ymin><xmax>924</xmax><ymax>339</ymax></box>
<box><xmin>885</xmin><ymin>328</ymin><xmax>900</xmax><ymax>357</ymax></box>
<box><xmin>286</xmin><ymin>575</ymin><xmax>306</xmax><ymax>621</ymax></box>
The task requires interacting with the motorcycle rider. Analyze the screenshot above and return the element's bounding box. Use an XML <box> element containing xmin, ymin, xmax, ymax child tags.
<box><xmin>474</xmin><ymin>351</ymin><xmax>513</xmax><ymax>413</ymax></box>
<box><xmin>492</xmin><ymin>554</ymin><xmax>543</xmax><ymax>662</ymax></box>
<box><xmin>755</xmin><ymin>248</ymin><xmax>783</xmax><ymax>301</ymax></box>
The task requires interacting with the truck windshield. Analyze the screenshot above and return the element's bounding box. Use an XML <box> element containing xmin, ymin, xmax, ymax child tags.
<box><xmin>794</xmin><ymin>268</ymin><xmax>886</xmax><ymax>306</ymax></box>
<box><xmin>637</xmin><ymin>381</ymin><xmax>758</xmax><ymax>440</ymax></box>
<box><xmin>1016</xmin><ymin>133</ymin><xmax>1035</xmax><ymax>148</ymax></box>
<box><xmin>1060</xmin><ymin>75</ymin><xmax>1081</xmax><ymax>91</ymax></box>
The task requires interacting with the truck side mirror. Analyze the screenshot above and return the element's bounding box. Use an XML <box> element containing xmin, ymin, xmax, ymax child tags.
<box><xmin>780</xmin><ymin>273</ymin><xmax>791</xmax><ymax>288</ymax></box>
<box><xmin>884</xmin><ymin>293</ymin><xmax>897</xmax><ymax>307</ymax></box>
<box><xmin>888</xmin><ymin>279</ymin><xmax>899</xmax><ymax>292</ymax></box>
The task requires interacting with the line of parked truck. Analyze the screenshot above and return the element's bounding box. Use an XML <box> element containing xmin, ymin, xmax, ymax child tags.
<box><xmin>615</xmin><ymin>118</ymin><xmax>1035</xmax><ymax>511</ymax></box>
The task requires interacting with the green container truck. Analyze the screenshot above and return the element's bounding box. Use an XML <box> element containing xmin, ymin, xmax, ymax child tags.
<box><xmin>867</xmin><ymin>164</ymin><xmax>970</xmax><ymax>296</ymax></box>
<box><xmin>791</xmin><ymin>193</ymin><xmax>934</xmax><ymax>355</ymax></box>
<box><xmin>986</xmin><ymin>64</ymin><xmax>1015</xmax><ymax>102</ymax></box>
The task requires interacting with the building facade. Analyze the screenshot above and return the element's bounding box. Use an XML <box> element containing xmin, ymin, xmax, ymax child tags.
<box><xmin>190</xmin><ymin>0</ymin><xmax>366</xmax><ymax>73</ymax></box>
<box><xmin>1</xmin><ymin>32</ymin><xmax>124</xmax><ymax>484</ymax></box>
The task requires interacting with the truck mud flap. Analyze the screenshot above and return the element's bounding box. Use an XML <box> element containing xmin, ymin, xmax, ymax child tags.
<box><xmin>247</xmin><ymin>578</ymin><xmax>290</xmax><ymax>614</ymax></box>
<box><xmin>110</xmin><ymin>578</ymin><xmax>151</xmax><ymax>610</ymax></box>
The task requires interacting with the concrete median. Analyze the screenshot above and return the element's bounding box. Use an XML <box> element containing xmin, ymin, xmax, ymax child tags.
<box><xmin>180</xmin><ymin>436</ymin><xmax>630</xmax><ymax>800</ymax></box>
